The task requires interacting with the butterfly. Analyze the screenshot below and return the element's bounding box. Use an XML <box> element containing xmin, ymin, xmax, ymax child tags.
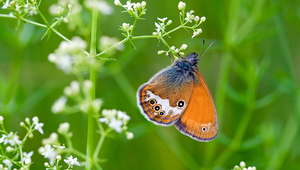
<box><xmin>136</xmin><ymin>42</ymin><xmax>218</xmax><ymax>142</ymax></box>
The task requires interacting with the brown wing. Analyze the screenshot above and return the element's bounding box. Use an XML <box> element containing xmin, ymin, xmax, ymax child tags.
<box><xmin>174</xmin><ymin>69</ymin><xmax>218</xmax><ymax>141</ymax></box>
<box><xmin>137</xmin><ymin>67</ymin><xmax>193</xmax><ymax>126</ymax></box>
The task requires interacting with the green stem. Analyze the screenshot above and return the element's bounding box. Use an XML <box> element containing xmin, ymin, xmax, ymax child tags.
<box><xmin>96</xmin><ymin>38</ymin><xmax>128</xmax><ymax>57</ymax></box>
<box><xmin>35</xmin><ymin>4</ymin><xmax>50</xmax><ymax>27</ymax></box>
<box><xmin>93</xmin><ymin>131</ymin><xmax>106</xmax><ymax>159</ymax></box>
<box><xmin>86</xmin><ymin>1</ymin><xmax>98</xmax><ymax>169</ymax></box>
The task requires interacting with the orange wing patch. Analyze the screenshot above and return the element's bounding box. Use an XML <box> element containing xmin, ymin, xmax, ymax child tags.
<box><xmin>175</xmin><ymin>70</ymin><xmax>218</xmax><ymax>141</ymax></box>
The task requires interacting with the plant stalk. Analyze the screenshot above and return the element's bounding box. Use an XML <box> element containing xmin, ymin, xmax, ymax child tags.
<box><xmin>86</xmin><ymin>1</ymin><xmax>98</xmax><ymax>169</ymax></box>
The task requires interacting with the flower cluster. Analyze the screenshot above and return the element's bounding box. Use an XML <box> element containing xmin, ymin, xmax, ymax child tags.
<box><xmin>233</xmin><ymin>161</ymin><xmax>257</xmax><ymax>170</ymax></box>
<box><xmin>48</xmin><ymin>36</ymin><xmax>88</xmax><ymax>74</ymax></box>
<box><xmin>39</xmin><ymin>122</ymin><xmax>80</xmax><ymax>169</ymax></box>
<box><xmin>115</xmin><ymin>1</ymin><xmax>147</xmax><ymax>38</ymax></box>
<box><xmin>0</xmin><ymin>116</ymin><xmax>43</xmax><ymax>169</ymax></box>
<box><xmin>115</xmin><ymin>0</ymin><xmax>146</xmax><ymax>18</ymax></box>
<box><xmin>99</xmin><ymin>109</ymin><xmax>134</xmax><ymax>139</ymax></box>
<box><xmin>1</xmin><ymin>0</ymin><xmax>38</xmax><ymax>16</ymax></box>
<box><xmin>178</xmin><ymin>1</ymin><xmax>206</xmax><ymax>39</ymax></box>
<box><xmin>153</xmin><ymin>1</ymin><xmax>206</xmax><ymax>42</ymax></box>
<box><xmin>152</xmin><ymin>17</ymin><xmax>173</xmax><ymax>37</ymax></box>
<box><xmin>51</xmin><ymin>80</ymin><xmax>103</xmax><ymax>114</ymax></box>
<box><xmin>158</xmin><ymin>44</ymin><xmax>188</xmax><ymax>56</ymax></box>
<box><xmin>41</xmin><ymin>145</ymin><xmax>80</xmax><ymax>169</ymax></box>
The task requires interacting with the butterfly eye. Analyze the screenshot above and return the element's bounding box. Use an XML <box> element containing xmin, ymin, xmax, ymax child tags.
<box><xmin>154</xmin><ymin>104</ymin><xmax>161</xmax><ymax>111</ymax></box>
<box><xmin>202</xmin><ymin>127</ymin><xmax>207</xmax><ymax>132</ymax></box>
<box><xmin>148</xmin><ymin>99</ymin><xmax>156</xmax><ymax>106</ymax></box>
<box><xmin>177</xmin><ymin>100</ymin><xmax>185</xmax><ymax>109</ymax></box>
<box><xmin>168</xmin><ymin>110</ymin><xmax>174</xmax><ymax>115</ymax></box>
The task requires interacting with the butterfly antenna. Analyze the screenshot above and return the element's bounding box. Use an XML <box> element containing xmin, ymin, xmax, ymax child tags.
<box><xmin>199</xmin><ymin>42</ymin><xmax>214</xmax><ymax>60</ymax></box>
<box><xmin>168</xmin><ymin>52</ymin><xmax>174</xmax><ymax>64</ymax></box>
<box><xmin>177</xmin><ymin>52</ymin><xmax>185</xmax><ymax>59</ymax></box>
<box><xmin>199</xmin><ymin>40</ymin><xmax>205</xmax><ymax>57</ymax></box>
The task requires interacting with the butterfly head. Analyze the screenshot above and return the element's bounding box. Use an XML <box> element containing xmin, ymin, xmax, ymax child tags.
<box><xmin>186</xmin><ymin>52</ymin><xmax>199</xmax><ymax>66</ymax></box>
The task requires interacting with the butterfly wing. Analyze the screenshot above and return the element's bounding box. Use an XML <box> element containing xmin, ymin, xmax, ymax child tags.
<box><xmin>175</xmin><ymin>69</ymin><xmax>218</xmax><ymax>142</ymax></box>
<box><xmin>137</xmin><ymin>66</ymin><xmax>193</xmax><ymax>126</ymax></box>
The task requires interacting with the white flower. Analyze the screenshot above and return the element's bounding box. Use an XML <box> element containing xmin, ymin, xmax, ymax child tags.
<box><xmin>2</xmin><ymin>0</ymin><xmax>10</xmax><ymax>9</ymax></box>
<box><xmin>109</xmin><ymin>117</ymin><xmax>123</xmax><ymax>133</ymax></box>
<box><xmin>126</xmin><ymin>132</ymin><xmax>134</xmax><ymax>140</ymax></box>
<box><xmin>51</xmin><ymin>96</ymin><xmax>67</xmax><ymax>113</ymax></box>
<box><xmin>114</xmin><ymin>0</ymin><xmax>121</xmax><ymax>6</ymax></box>
<box><xmin>23</xmin><ymin>151</ymin><xmax>33</xmax><ymax>163</ymax></box>
<box><xmin>83</xmin><ymin>80</ymin><xmax>93</xmax><ymax>92</ymax></box>
<box><xmin>99</xmin><ymin>117</ymin><xmax>108</xmax><ymax>124</ymax></box>
<box><xmin>158</xmin><ymin>50</ymin><xmax>164</xmax><ymax>55</ymax></box>
<box><xmin>3</xmin><ymin>132</ymin><xmax>22</xmax><ymax>146</ymax></box>
<box><xmin>166</xmin><ymin>20</ymin><xmax>172</xmax><ymax>25</ymax></box>
<box><xmin>2</xmin><ymin>159</ymin><xmax>12</xmax><ymax>169</ymax></box>
<box><xmin>58</xmin><ymin>122</ymin><xmax>70</xmax><ymax>134</ymax></box>
<box><xmin>64</xmin><ymin>155</ymin><xmax>80</xmax><ymax>167</ymax></box>
<box><xmin>92</xmin><ymin>99</ymin><xmax>103</xmax><ymax>112</ymax></box>
<box><xmin>141</xmin><ymin>1</ymin><xmax>146</xmax><ymax>8</ymax></box>
<box><xmin>6</xmin><ymin>146</ymin><xmax>14</xmax><ymax>152</ymax></box>
<box><xmin>0</xmin><ymin>135</ymin><xmax>5</xmax><ymax>143</ymax></box>
<box><xmin>56</xmin><ymin>155</ymin><xmax>62</xmax><ymax>161</ymax></box>
<box><xmin>170</xmin><ymin>46</ymin><xmax>176</xmax><ymax>50</ymax></box>
<box><xmin>25</xmin><ymin>158</ymin><xmax>31</xmax><ymax>164</ymax></box>
<box><xmin>240</xmin><ymin>161</ymin><xmax>246</xmax><ymax>168</ymax></box>
<box><xmin>117</xmin><ymin>111</ymin><xmax>130</xmax><ymax>121</ymax></box>
<box><xmin>157</xmin><ymin>17</ymin><xmax>167</xmax><ymax>22</ymax></box>
<box><xmin>133</xmin><ymin>3</ymin><xmax>141</xmax><ymax>10</ymax></box>
<box><xmin>57</xmin><ymin>54</ymin><xmax>73</xmax><ymax>73</ymax></box>
<box><xmin>102</xmin><ymin>109</ymin><xmax>117</xmax><ymax>118</ymax></box>
<box><xmin>98</xmin><ymin>0</ymin><xmax>113</xmax><ymax>15</ymax></box>
<box><xmin>200</xmin><ymin>16</ymin><xmax>206</xmax><ymax>23</ymax></box>
<box><xmin>71</xmin><ymin>36</ymin><xmax>87</xmax><ymax>50</ymax></box>
<box><xmin>34</xmin><ymin>120</ymin><xmax>44</xmax><ymax>134</ymax></box>
<box><xmin>178</xmin><ymin>1</ymin><xmax>186</xmax><ymax>11</ymax></box>
<box><xmin>64</xmin><ymin>81</ymin><xmax>80</xmax><ymax>96</ymax></box>
<box><xmin>192</xmin><ymin>28</ymin><xmax>202</xmax><ymax>38</ymax></box>
<box><xmin>53</xmin><ymin>145</ymin><xmax>65</xmax><ymax>149</ymax></box>
<box><xmin>123</xmin><ymin>1</ymin><xmax>133</xmax><ymax>11</ymax></box>
<box><xmin>194</xmin><ymin>16</ymin><xmax>200</xmax><ymax>22</ymax></box>
<box><xmin>42</xmin><ymin>133</ymin><xmax>58</xmax><ymax>145</ymax></box>
<box><xmin>79</xmin><ymin>100</ymin><xmax>90</xmax><ymax>113</ymax></box>
<box><xmin>41</xmin><ymin>144</ymin><xmax>57</xmax><ymax>164</ymax></box>
<box><xmin>49</xmin><ymin>4</ymin><xmax>59</xmax><ymax>15</ymax></box>
<box><xmin>42</xmin><ymin>144</ymin><xmax>54</xmax><ymax>158</ymax></box>
<box><xmin>122</xmin><ymin>23</ymin><xmax>131</xmax><ymax>31</ymax></box>
<box><xmin>185</xmin><ymin>12</ymin><xmax>192</xmax><ymax>22</ymax></box>
<box><xmin>180</xmin><ymin>44</ymin><xmax>188</xmax><ymax>50</ymax></box>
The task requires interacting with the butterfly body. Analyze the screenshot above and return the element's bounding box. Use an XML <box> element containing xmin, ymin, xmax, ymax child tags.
<box><xmin>137</xmin><ymin>53</ymin><xmax>218</xmax><ymax>142</ymax></box>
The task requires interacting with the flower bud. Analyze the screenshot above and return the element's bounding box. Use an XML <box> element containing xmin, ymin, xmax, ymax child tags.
<box><xmin>126</xmin><ymin>132</ymin><xmax>134</xmax><ymax>139</ymax></box>
<box><xmin>56</xmin><ymin>155</ymin><xmax>62</xmax><ymax>160</ymax></box>
<box><xmin>180</xmin><ymin>44</ymin><xmax>188</xmax><ymax>50</ymax></box>
<box><xmin>158</xmin><ymin>50</ymin><xmax>164</xmax><ymax>55</ymax></box>
<box><xmin>166</xmin><ymin>20</ymin><xmax>172</xmax><ymax>25</ymax></box>
<box><xmin>58</xmin><ymin>122</ymin><xmax>70</xmax><ymax>134</ymax></box>
<box><xmin>178</xmin><ymin>1</ymin><xmax>186</xmax><ymax>11</ymax></box>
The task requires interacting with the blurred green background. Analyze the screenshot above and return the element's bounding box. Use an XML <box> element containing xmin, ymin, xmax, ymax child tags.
<box><xmin>1</xmin><ymin>0</ymin><xmax>300</xmax><ymax>169</ymax></box>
